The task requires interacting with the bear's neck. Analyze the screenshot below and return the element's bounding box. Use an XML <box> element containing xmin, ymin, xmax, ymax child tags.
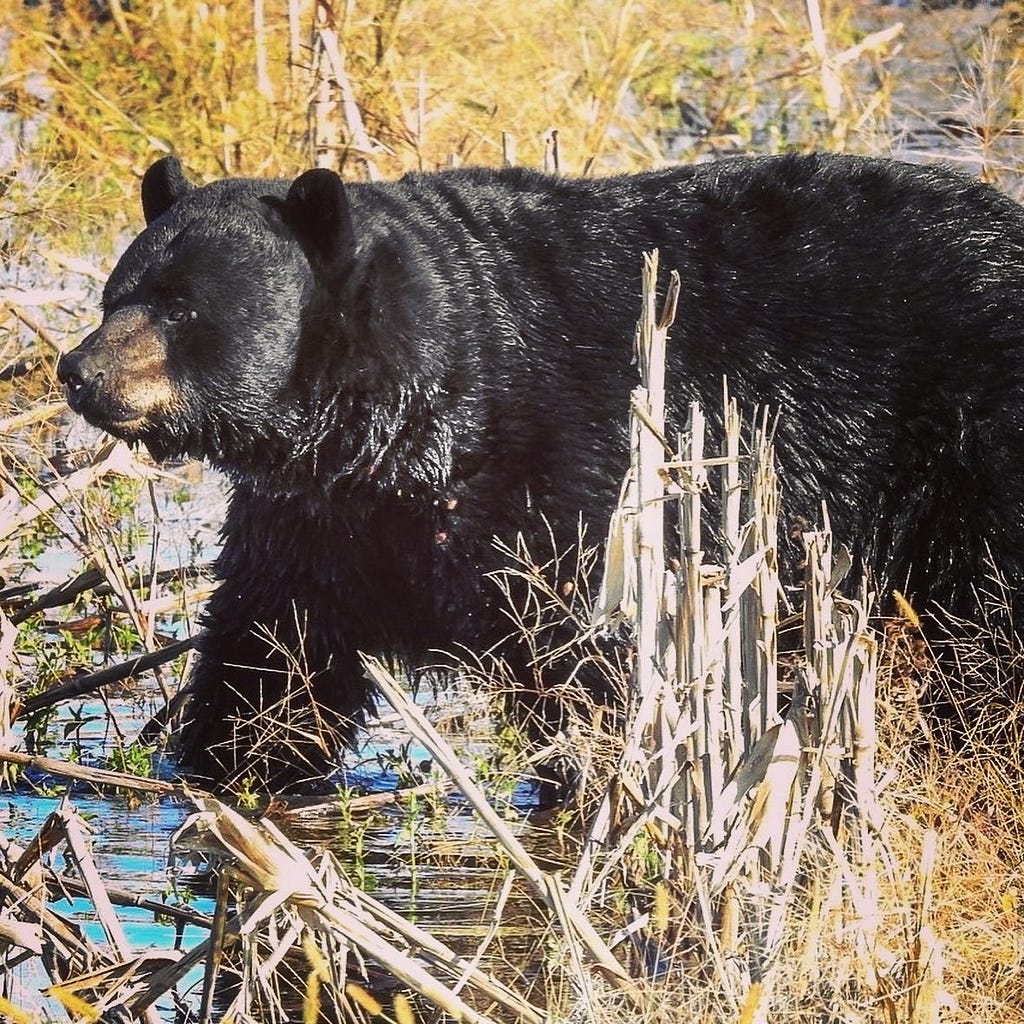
<box><xmin>214</xmin><ymin>383</ymin><xmax>455</xmax><ymax>502</ymax></box>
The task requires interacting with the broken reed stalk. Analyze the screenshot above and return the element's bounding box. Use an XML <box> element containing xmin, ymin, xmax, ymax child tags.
<box><xmin>4</xmin><ymin>781</ymin><xmax>532</xmax><ymax>1023</ymax></box>
<box><xmin>17</xmin><ymin>636</ymin><xmax>197</xmax><ymax>716</ymax></box>
<box><xmin>0</xmin><ymin>798</ymin><xmax>203</xmax><ymax>1023</ymax></box>
<box><xmin>633</xmin><ymin>249</ymin><xmax>672</xmax><ymax>711</ymax></box>
<box><xmin>907</xmin><ymin>828</ymin><xmax>943</xmax><ymax>1023</ymax></box>
<box><xmin>0</xmin><ymin>834</ymin><xmax>210</xmax><ymax>929</ymax></box>
<box><xmin>0</xmin><ymin>400</ymin><xmax>67</xmax><ymax>434</ymax></box>
<box><xmin>720</xmin><ymin>389</ymin><xmax>744</xmax><ymax>775</ymax></box>
<box><xmin>8</xmin><ymin>562</ymin><xmax>213</xmax><ymax>626</ymax></box>
<box><xmin>165</xmin><ymin>794</ymin><xmax>547</xmax><ymax>1024</ymax></box>
<box><xmin>53</xmin><ymin>802</ymin><xmax>164</xmax><ymax>1024</ymax></box>
<box><xmin>0</xmin><ymin>748</ymin><xmax>190</xmax><ymax>796</ymax></box>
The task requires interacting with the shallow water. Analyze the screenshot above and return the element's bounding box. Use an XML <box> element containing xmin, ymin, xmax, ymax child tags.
<box><xmin>2</xmin><ymin>669</ymin><xmax>549</xmax><ymax>1019</ymax></box>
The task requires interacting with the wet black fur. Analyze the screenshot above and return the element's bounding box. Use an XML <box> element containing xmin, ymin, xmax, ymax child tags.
<box><xmin>63</xmin><ymin>153</ymin><xmax>1024</xmax><ymax>787</ymax></box>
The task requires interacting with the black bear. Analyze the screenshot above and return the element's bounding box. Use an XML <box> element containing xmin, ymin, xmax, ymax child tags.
<box><xmin>57</xmin><ymin>152</ymin><xmax>1024</xmax><ymax>789</ymax></box>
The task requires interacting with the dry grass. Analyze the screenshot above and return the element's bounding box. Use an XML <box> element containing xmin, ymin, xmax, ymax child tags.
<box><xmin>897</xmin><ymin>755</ymin><xmax>1024</xmax><ymax>1017</ymax></box>
<box><xmin>874</xmin><ymin>623</ymin><xmax>1024</xmax><ymax>1020</ymax></box>
<box><xmin>10</xmin><ymin>0</ymin><xmax>1010</xmax><ymax>224</ymax></box>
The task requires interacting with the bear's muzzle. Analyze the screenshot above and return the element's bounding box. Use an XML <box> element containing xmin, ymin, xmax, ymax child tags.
<box><xmin>58</xmin><ymin>306</ymin><xmax>177</xmax><ymax>437</ymax></box>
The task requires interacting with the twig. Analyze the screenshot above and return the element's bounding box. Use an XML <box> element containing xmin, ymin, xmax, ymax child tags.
<box><xmin>0</xmin><ymin>749</ymin><xmax>192</xmax><ymax>797</ymax></box>
<box><xmin>279</xmin><ymin>781</ymin><xmax>445</xmax><ymax>818</ymax></box>
<box><xmin>6</xmin><ymin>301</ymin><xmax>64</xmax><ymax>355</ymax></box>
<box><xmin>11</xmin><ymin>563</ymin><xmax>213</xmax><ymax>624</ymax></box>
<box><xmin>56</xmin><ymin>802</ymin><xmax>164</xmax><ymax>1024</ymax></box>
<box><xmin>362</xmin><ymin>655</ymin><xmax>642</xmax><ymax>1003</ymax></box>
<box><xmin>11</xmin><ymin>568</ymin><xmax>102</xmax><ymax>621</ymax></box>
<box><xmin>316</xmin><ymin>25</ymin><xmax>383</xmax><ymax>179</ymax></box>
<box><xmin>0</xmin><ymin>401</ymin><xmax>67</xmax><ymax>434</ymax></box>
<box><xmin>19</xmin><ymin>635</ymin><xmax>197</xmax><ymax>716</ymax></box>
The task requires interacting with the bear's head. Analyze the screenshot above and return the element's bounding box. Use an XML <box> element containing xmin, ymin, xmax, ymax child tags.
<box><xmin>57</xmin><ymin>156</ymin><xmax>361</xmax><ymax>470</ymax></box>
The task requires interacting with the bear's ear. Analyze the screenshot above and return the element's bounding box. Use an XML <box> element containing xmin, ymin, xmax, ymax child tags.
<box><xmin>274</xmin><ymin>168</ymin><xmax>356</xmax><ymax>275</ymax></box>
<box><xmin>141</xmin><ymin>156</ymin><xmax>194</xmax><ymax>225</ymax></box>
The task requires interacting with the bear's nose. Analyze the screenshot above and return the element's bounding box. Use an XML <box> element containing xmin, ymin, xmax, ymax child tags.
<box><xmin>57</xmin><ymin>350</ymin><xmax>104</xmax><ymax>405</ymax></box>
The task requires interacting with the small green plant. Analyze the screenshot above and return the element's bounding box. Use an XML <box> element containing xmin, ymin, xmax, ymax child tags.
<box><xmin>335</xmin><ymin>786</ymin><xmax>375</xmax><ymax>892</ymax></box>
<box><xmin>171</xmin><ymin>483</ymin><xmax>193</xmax><ymax>507</ymax></box>
<box><xmin>375</xmin><ymin>740</ymin><xmax>432</xmax><ymax>788</ymax></box>
<box><xmin>104</xmin><ymin>473</ymin><xmax>140</xmax><ymax>515</ymax></box>
<box><xmin>20</xmin><ymin>705</ymin><xmax>56</xmax><ymax>758</ymax></box>
<box><xmin>17</xmin><ymin>621</ymin><xmax>96</xmax><ymax>688</ymax></box>
<box><xmin>14</xmin><ymin>495</ymin><xmax>62</xmax><ymax>560</ymax></box>
<box><xmin>107</xmin><ymin>616</ymin><xmax>141</xmax><ymax>655</ymax></box>
<box><xmin>233</xmin><ymin>777</ymin><xmax>261</xmax><ymax>811</ymax></box>
<box><xmin>108</xmin><ymin>741</ymin><xmax>155</xmax><ymax>779</ymax></box>
<box><xmin>398</xmin><ymin>791</ymin><xmax>423</xmax><ymax>902</ymax></box>
<box><xmin>61</xmin><ymin>704</ymin><xmax>104</xmax><ymax>761</ymax></box>
<box><xmin>469</xmin><ymin>723</ymin><xmax>526</xmax><ymax>818</ymax></box>
<box><xmin>158</xmin><ymin>882</ymin><xmax>198</xmax><ymax>926</ymax></box>
<box><xmin>19</xmin><ymin>523</ymin><xmax>54</xmax><ymax>561</ymax></box>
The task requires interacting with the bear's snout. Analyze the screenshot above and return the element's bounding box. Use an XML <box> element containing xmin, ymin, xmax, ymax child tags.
<box><xmin>57</xmin><ymin>307</ymin><xmax>179</xmax><ymax>437</ymax></box>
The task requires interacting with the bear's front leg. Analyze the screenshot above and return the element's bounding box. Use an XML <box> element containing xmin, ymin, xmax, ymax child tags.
<box><xmin>176</xmin><ymin>486</ymin><xmax>378</xmax><ymax>792</ymax></box>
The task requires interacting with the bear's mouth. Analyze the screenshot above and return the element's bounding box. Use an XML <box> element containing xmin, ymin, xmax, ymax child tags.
<box><xmin>94</xmin><ymin>415</ymin><xmax>178</xmax><ymax>463</ymax></box>
<box><xmin>67</xmin><ymin>394</ymin><xmax>151</xmax><ymax>441</ymax></box>
<box><xmin>63</xmin><ymin>375</ymin><xmax>168</xmax><ymax>442</ymax></box>
<box><xmin>102</xmin><ymin>414</ymin><xmax>151</xmax><ymax>437</ymax></box>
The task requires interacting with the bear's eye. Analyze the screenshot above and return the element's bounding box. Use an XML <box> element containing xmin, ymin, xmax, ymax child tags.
<box><xmin>164</xmin><ymin>303</ymin><xmax>195</xmax><ymax>325</ymax></box>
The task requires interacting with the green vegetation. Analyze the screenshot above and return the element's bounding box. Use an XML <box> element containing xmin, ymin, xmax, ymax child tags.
<box><xmin>107</xmin><ymin>738</ymin><xmax>155</xmax><ymax>778</ymax></box>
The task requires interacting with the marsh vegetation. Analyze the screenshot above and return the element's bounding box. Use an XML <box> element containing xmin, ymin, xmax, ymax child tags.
<box><xmin>2</xmin><ymin>1</ymin><xmax>1024</xmax><ymax>1021</ymax></box>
